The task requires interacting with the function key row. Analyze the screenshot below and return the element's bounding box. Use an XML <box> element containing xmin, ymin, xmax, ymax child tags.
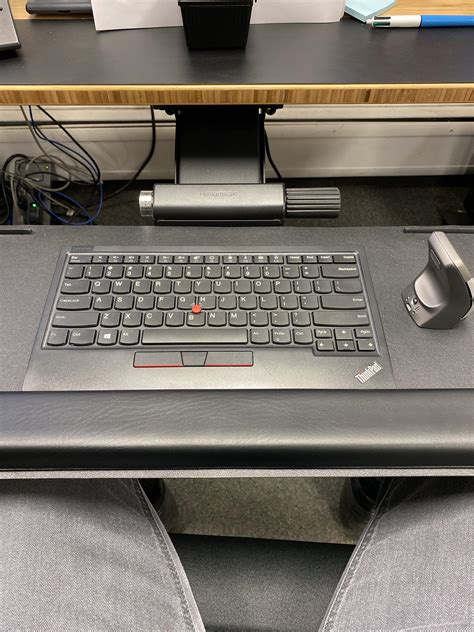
<box><xmin>69</xmin><ymin>253</ymin><xmax>357</xmax><ymax>266</ymax></box>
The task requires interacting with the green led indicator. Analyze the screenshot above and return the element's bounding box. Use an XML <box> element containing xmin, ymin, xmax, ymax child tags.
<box><xmin>32</xmin><ymin>203</ymin><xmax>38</xmax><ymax>208</ymax></box>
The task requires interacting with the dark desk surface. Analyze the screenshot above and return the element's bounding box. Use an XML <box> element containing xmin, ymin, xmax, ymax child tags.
<box><xmin>1</xmin><ymin>19</ymin><xmax>473</xmax><ymax>105</ymax></box>
<box><xmin>0</xmin><ymin>225</ymin><xmax>473</xmax><ymax>473</ymax></box>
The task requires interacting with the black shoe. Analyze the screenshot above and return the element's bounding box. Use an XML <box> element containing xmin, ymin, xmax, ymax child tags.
<box><xmin>339</xmin><ymin>477</ymin><xmax>395</xmax><ymax>528</ymax></box>
<box><xmin>139</xmin><ymin>479</ymin><xmax>178</xmax><ymax>531</ymax></box>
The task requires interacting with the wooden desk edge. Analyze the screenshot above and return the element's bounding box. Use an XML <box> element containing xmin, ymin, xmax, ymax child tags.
<box><xmin>0</xmin><ymin>83</ymin><xmax>473</xmax><ymax>105</ymax></box>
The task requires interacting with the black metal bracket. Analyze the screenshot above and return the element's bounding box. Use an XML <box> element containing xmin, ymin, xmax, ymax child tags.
<box><xmin>140</xmin><ymin>105</ymin><xmax>340</xmax><ymax>226</ymax></box>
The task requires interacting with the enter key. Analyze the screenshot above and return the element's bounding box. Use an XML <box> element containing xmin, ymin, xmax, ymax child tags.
<box><xmin>321</xmin><ymin>295</ymin><xmax>366</xmax><ymax>310</ymax></box>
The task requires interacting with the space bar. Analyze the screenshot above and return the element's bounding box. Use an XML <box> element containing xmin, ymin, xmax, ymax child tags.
<box><xmin>142</xmin><ymin>329</ymin><xmax>248</xmax><ymax>345</ymax></box>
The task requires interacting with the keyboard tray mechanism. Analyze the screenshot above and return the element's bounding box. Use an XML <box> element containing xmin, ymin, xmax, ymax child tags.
<box><xmin>23</xmin><ymin>246</ymin><xmax>395</xmax><ymax>391</ymax></box>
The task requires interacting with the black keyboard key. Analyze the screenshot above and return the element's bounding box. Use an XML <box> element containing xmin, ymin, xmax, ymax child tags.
<box><xmin>205</xmin><ymin>255</ymin><xmax>220</xmax><ymax>264</ymax></box>
<box><xmin>142</xmin><ymin>329</ymin><xmax>248</xmax><ymax>345</ymax></box>
<box><xmin>177</xmin><ymin>296</ymin><xmax>195</xmax><ymax>310</ymax></box>
<box><xmin>263</xmin><ymin>265</ymin><xmax>280</xmax><ymax>279</ymax></box>
<box><xmin>53</xmin><ymin>312</ymin><xmax>99</xmax><ymax>328</ymax></box>
<box><xmin>291</xmin><ymin>311</ymin><xmax>311</xmax><ymax>327</ymax></box>
<box><xmin>250</xmin><ymin>312</ymin><xmax>269</xmax><ymax>327</ymax></box>
<box><xmin>105</xmin><ymin>265</ymin><xmax>124</xmax><ymax>279</ymax></box>
<box><xmin>286</xmin><ymin>255</ymin><xmax>302</xmax><ymax>264</ymax></box>
<box><xmin>239</xmin><ymin>296</ymin><xmax>257</xmax><ymax>310</ymax></box>
<box><xmin>355</xmin><ymin>327</ymin><xmax>373</xmax><ymax>339</ymax></box>
<box><xmin>224</xmin><ymin>266</ymin><xmax>241</xmax><ymax>279</ymax></box>
<box><xmin>187</xmin><ymin>312</ymin><xmax>206</xmax><ymax>326</ymax></box>
<box><xmin>269</xmin><ymin>255</ymin><xmax>284</xmax><ymax>264</ymax></box>
<box><xmin>260</xmin><ymin>295</ymin><xmax>278</xmax><ymax>310</ymax></box>
<box><xmin>123</xmin><ymin>312</ymin><xmax>142</xmax><ymax>327</ymax></box>
<box><xmin>335</xmin><ymin>328</ymin><xmax>353</xmax><ymax>340</ymax></box>
<box><xmin>234</xmin><ymin>280</ymin><xmax>252</xmax><ymax>294</ymax></box>
<box><xmin>229</xmin><ymin>311</ymin><xmax>247</xmax><ymax>327</ymax></box>
<box><xmin>333</xmin><ymin>254</ymin><xmax>356</xmax><ymax>264</ymax></box>
<box><xmin>165</xmin><ymin>312</ymin><xmax>185</xmax><ymax>327</ymax></box>
<box><xmin>145</xmin><ymin>265</ymin><xmax>163</xmax><ymax>279</ymax></box>
<box><xmin>243</xmin><ymin>265</ymin><xmax>260</xmax><ymax>279</ymax></box>
<box><xmin>69</xmin><ymin>329</ymin><xmax>96</xmax><ymax>346</ymax></box>
<box><xmin>208</xmin><ymin>312</ymin><xmax>227</xmax><ymax>327</ymax></box>
<box><xmin>112</xmin><ymin>280</ymin><xmax>131</xmax><ymax>295</ymax></box>
<box><xmin>109</xmin><ymin>255</ymin><xmax>124</xmax><ymax>264</ymax></box>
<box><xmin>92</xmin><ymin>255</ymin><xmax>108</xmax><ymax>264</ymax></box>
<box><xmin>47</xmin><ymin>329</ymin><xmax>68</xmax><ymax>346</ymax></box>
<box><xmin>238</xmin><ymin>255</ymin><xmax>253</xmax><ymax>264</ymax></box>
<box><xmin>140</xmin><ymin>255</ymin><xmax>156</xmax><ymax>264</ymax></box>
<box><xmin>69</xmin><ymin>254</ymin><xmax>92</xmax><ymax>264</ymax></box>
<box><xmin>133</xmin><ymin>280</ymin><xmax>152</xmax><ymax>294</ymax></box>
<box><xmin>318</xmin><ymin>255</ymin><xmax>333</xmax><ymax>264</ymax></box>
<box><xmin>321</xmin><ymin>264</ymin><xmax>359</xmax><ymax>279</ymax></box>
<box><xmin>124</xmin><ymin>255</ymin><xmax>139</xmax><ymax>264</ymax></box>
<box><xmin>313</xmin><ymin>312</ymin><xmax>369</xmax><ymax>326</ymax></box>
<box><xmin>254</xmin><ymin>255</ymin><xmax>268</xmax><ymax>264</ymax></box>
<box><xmin>144</xmin><ymin>311</ymin><xmax>163</xmax><ymax>327</ymax></box>
<box><xmin>65</xmin><ymin>265</ymin><xmax>84</xmax><ymax>279</ymax></box>
<box><xmin>271</xmin><ymin>312</ymin><xmax>290</xmax><ymax>327</ymax></box>
<box><xmin>294</xmin><ymin>279</ymin><xmax>312</xmax><ymax>294</ymax></box>
<box><xmin>280</xmin><ymin>295</ymin><xmax>299</xmax><ymax>310</ymax></box>
<box><xmin>301</xmin><ymin>265</ymin><xmax>319</xmax><ymax>279</ymax></box>
<box><xmin>61</xmin><ymin>280</ymin><xmax>90</xmax><ymax>295</ymax></box>
<box><xmin>315</xmin><ymin>328</ymin><xmax>332</xmax><ymax>339</ymax></box>
<box><xmin>157</xmin><ymin>295</ymin><xmax>175</xmax><ymax>310</ymax></box>
<box><xmin>254</xmin><ymin>280</ymin><xmax>272</xmax><ymax>294</ymax></box>
<box><xmin>316</xmin><ymin>339</ymin><xmax>334</xmax><ymax>352</ymax></box>
<box><xmin>321</xmin><ymin>295</ymin><xmax>366</xmax><ymax>310</ymax></box>
<box><xmin>272</xmin><ymin>329</ymin><xmax>291</xmax><ymax>345</ymax></box>
<box><xmin>91</xmin><ymin>279</ymin><xmax>111</xmax><ymax>294</ymax></box>
<box><xmin>219</xmin><ymin>295</ymin><xmax>237</xmax><ymax>310</ymax></box>
<box><xmin>334</xmin><ymin>279</ymin><xmax>363</xmax><ymax>294</ymax></box>
<box><xmin>251</xmin><ymin>329</ymin><xmax>270</xmax><ymax>344</ymax></box>
<box><xmin>300</xmin><ymin>295</ymin><xmax>319</xmax><ymax>310</ymax></box>
<box><xmin>154</xmin><ymin>280</ymin><xmax>172</xmax><ymax>294</ymax></box>
<box><xmin>115</xmin><ymin>296</ymin><xmax>134</xmax><ymax>311</ymax></box>
<box><xmin>97</xmin><ymin>330</ymin><xmax>118</xmax><ymax>346</ymax></box>
<box><xmin>282</xmin><ymin>265</ymin><xmax>300</xmax><ymax>279</ymax></box>
<box><xmin>125</xmin><ymin>265</ymin><xmax>144</xmax><ymax>279</ymax></box>
<box><xmin>174</xmin><ymin>280</ymin><xmax>192</xmax><ymax>294</ymax></box>
<box><xmin>357</xmin><ymin>339</ymin><xmax>376</xmax><ymax>352</ymax></box>
<box><xmin>302</xmin><ymin>255</ymin><xmax>318</xmax><ymax>263</ymax></box>
<box><xmin>197</xmin><ymin>296</ymin><xmax>216</xmax><ymax>310</ymax></box>
<box><xmin>293</xmin><ymin>328</ymin><xmax>313</xmax><ymax>344</ymax></box>
<box><xmin>85</xmin><ymin>265</ymin><xmax>103</xmax><ymax>279</ymax></box>
<box><xmin>223</xmin><ymin>255</ymin><xmax>237</xmax><ymax>264</ymax></box>
<box><xmin>93</xmin><ymin>296</ymin><xmax>113</xmax><ymax>311</ymax></box>
<box><xmin>194</xmin><ymin>280</ymin><xmax>212</xmax><ymax>294</ymax></box>
<box><xmin>158</xmin><ymin>255</ymin><xmax>173</xmax><ymax>264</ymax></box>
<box><xmin>165</xmin><ymin>265</ymin><xmax>183</xmax><ymax>279</ymax></box>
<box><xmin>313</xmin><ymin>279</ymin><xmax>332</xmax><ymax>294</ymax></box>
<box><xmin>185</xmin><ymin>265</ymin><xmax>202</xmax><ymax>279</ymax></box>
<box><xmin>120</xmin><ymin>330</ymin><xmax>140</xmax><ymax>345</ymax></box>
<box><xmin>173</xmin><ymin>255</ymin><xmax>187</xmax><ymax>264</ymax></box>
<box><xmin>273</xmin><ymin>280</ymin><xmax>291</xmax><ymax>294</ymax></box>
<box><xmin>135</xmin><ymin>295</ymin><xmax>155</xmax><ymax>310</ymax></box>
<box><xmin>101</xmin><ymin>311</ymin><xmax>121</xmax><ymax>327</ymax></box>
<box><xmin>337</xmin><ymin>340</ymin><xmax>355</xmax><ymax>352</ymax></box>
<box><xmin>204</xmin><ymin>265</ymin><xmax>221</xmax><ymax>279</ymax></box>
<box><xmin>57</xmin><ymin>295</ymin><xmax>92</xmax><ymax>311</ymax></box>
<box><xmin>214</xmin><ymin>280</ymin><xmax>232</xmax><ymax>294</ymax></box>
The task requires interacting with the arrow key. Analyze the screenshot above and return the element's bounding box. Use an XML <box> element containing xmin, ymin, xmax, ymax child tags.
<box><xmin>334</xmin><ymin>328</ymin><xmax>353</xmax><ymax>341</ymax></box>
<box><xmin>336</xmin><ymin>340</ymin><xmax>355</xmax><ymax>352</ymax></box>
<box><xmin>357</xmin><ymin>339</ymin><xmax>376</xmax><ymax>352</ymax></box>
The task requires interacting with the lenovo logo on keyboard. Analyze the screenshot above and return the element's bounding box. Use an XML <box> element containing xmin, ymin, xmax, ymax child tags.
<box><xmin>43</xmin><ymin>251</ymin><xmax>379</xmax><ymax>356</ymax></box>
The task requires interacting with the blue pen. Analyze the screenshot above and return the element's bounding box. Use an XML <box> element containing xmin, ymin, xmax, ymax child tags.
<box><xmin>367</xmin><ymin>15</ymin><xmax>474</xmax><ymax>27</ymax></box>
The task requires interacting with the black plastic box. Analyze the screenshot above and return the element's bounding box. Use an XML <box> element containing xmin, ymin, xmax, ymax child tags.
<box><xmin>178</xmin><ymin>0</ymin><xmax>254</xmax><ymax>49</ymax></box>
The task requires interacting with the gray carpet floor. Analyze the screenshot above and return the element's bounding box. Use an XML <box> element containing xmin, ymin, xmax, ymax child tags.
<box><xmin>96</xmin><ymin>175</ymin><xmax>468</xmax><ymax>545</ymax></box>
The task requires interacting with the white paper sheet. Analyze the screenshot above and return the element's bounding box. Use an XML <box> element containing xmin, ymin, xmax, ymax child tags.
<box><xmin>91</xmin><ymin>0</ymin><xmax>345</xmax><ymax>32</ymax></box>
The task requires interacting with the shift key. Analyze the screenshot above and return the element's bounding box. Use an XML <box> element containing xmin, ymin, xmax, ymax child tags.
<box><xmin>52</xmin><ymin>311</ymin><xmax>99</xmax><ymax>328</ymax></box>
<box><xmin>312</xmin><ymin>311</ymin><xmax>369</xmax><ymax>326</ymax></box>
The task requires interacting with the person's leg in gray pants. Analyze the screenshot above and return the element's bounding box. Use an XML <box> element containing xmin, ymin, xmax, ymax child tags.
<box><xmin>1</xmin><ymin>477</ymin><xmax>472</xmax><ymax>631</ymax></box>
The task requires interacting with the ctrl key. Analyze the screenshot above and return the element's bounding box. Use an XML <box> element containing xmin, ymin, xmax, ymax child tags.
<box><xmin>69</xmin><ymin>329</ymin><xmax>96</xmax><ymax>346</ymax></box>
<box><xmin>47</xmin><ymin>329</ymin><xmax>68</xmax><ymax>347</ymax></box>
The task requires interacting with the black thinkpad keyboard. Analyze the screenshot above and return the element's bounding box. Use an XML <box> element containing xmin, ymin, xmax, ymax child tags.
<box><xmin>43</xmin><ymin>250</ymin><xmax>379</xmax><ymax>355</ymax></box>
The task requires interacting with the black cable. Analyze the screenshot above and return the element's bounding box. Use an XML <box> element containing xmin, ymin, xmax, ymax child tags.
<box><xmin>264</xmin><ymin>129</ymin><xmax>283</xmax><ymax>182</ymax></box>
<box><xmin>102</xmin><ymin>106</ymin><xmax>157</xmax><ymax>202</ymax></box>
<box><xmin>1</xmin><ymin>154</ymin><xmax>29</xmax><ymax>224</ymax></box>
